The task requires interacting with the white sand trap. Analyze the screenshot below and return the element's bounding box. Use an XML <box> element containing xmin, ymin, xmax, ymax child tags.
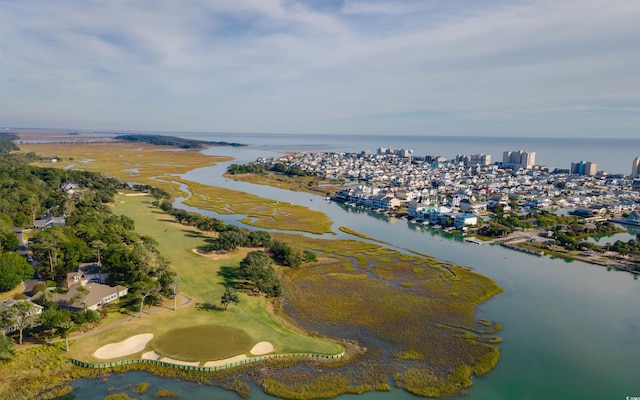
<box><xmin>142</xmin><ymin>351</ymin><xmax>160</xmax><ymax>360</ymax></box>
<box><xmin>94</xmin><ymin>333</ymin><xmax>154</xmax><ymax>359</ymax></box>
<box><xmin>204</xmin><ymin>354</ymin><xmax>248</xmax><ymax>367</ymax></box>
<box><xmin>160</xmin><ymin>357</ymin><xmax>200</xmax><ymax>366</ymax></box>
<box><xmin>250</xmin><ymin>341</ymin><xmax>274</xmax><ymax>355</ymax></box>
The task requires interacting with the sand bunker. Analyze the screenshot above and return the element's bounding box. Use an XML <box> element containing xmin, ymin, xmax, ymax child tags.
<box><xmin>159</xmin><ymin>357</ymin><xmax>200</xmax><ymax>366</ymax></box>
<box><xmin>204</xmin><ymin>354</ymin><xmax>248</xmax><ymax>367</ymax></box>
<box><xmin>191</xmin><ymin>248</ymin><xmax>230</xmax><ymax>260</ymax></box>
<box><xmin>250</xmin><ymin>341</ymin><xmax>274</xmax><ymax>355</ymax></box>
<box><xmin>94</xmin><ymin>333</ymin><xmax>154</xmax><ymax>359</ymax></box>
<box><xmin>142</xmin><ymin>351</ymin><xmax>160</xmax><ymax>360</ymax></box>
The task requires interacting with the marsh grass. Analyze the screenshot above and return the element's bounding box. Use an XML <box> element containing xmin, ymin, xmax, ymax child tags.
<box><xmin>272</xmin><ymin>231</ymin><xmax>503</xmax><ymax>397</ymax></box>
<box><xmin>225</xmin><ymin>172</ymin><xmax>343</xmax><ymax>197</ymax></box>
<box><xmin>153</xmin><ymin>389</ymin><xmax>179</xmax><ymax>398</ymax></box>
<box><xmin>20</xmin><ymin>142</ymin><xmax>333</xmax><ymax>234</ymax></box>
<box><xmin>134</xmin><ymin>382</ymin><xmax>151</xmax><ymax>394</ymax></box>
<box><xmin>176</xmin><ymin>179</ymin><xmax>333</xmax><ymax>234</ymax></box>
<box><xmin>20</xmin><ymin>142</ymin><xmax>231</xmax><ymax>198</ymax></box>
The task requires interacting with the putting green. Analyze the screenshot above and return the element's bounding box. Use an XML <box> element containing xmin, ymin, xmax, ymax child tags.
<box><xmin>153</xmin><ymin>325</ymin><xmax>253</xmax><ymax>362</ymax></box>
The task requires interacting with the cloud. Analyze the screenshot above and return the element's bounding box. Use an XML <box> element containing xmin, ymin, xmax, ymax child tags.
<box><xmin>0</xmin><ymin>0</ymin><xmax>638</xmax><ymax>137</ymax></box>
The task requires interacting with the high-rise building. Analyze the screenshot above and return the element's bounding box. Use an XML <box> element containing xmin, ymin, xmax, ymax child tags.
<box><xmin>502</xmin><ymin>150</ymin><xmax>536</xmax><ymax>169</ymax></box>
<box><xmin>631</xmin><ymin>157</ymin><xmax>640</xmax><ymax>179</ymax></box>
<box><xmin>570</xmin><ymin>161</ymin><xmax>597</xmax><ymax>176</ymax></box>
<box><xmin>469</xmin><ymin>153</ymin><xmax>492</xmax><ymax>166</ymax></box>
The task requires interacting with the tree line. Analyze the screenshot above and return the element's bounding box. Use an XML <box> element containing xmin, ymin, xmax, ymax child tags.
<box><xmin>115</xmin><ymin>134</ymin><xmax>246</xmax><ymax>149</ymax></box>
<box><xmin>157</xmin><ymin>200</ymin><xmax>317</xmax><ymax>298</ymax></box>
<box><xmin>226</xmin><ymin>162</ymin><xmax>315</xmax><ymax>177</ymax></box>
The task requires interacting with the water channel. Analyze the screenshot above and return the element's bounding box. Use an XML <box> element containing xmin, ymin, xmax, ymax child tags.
<box><xmin>72</xmin><ymin>145</ymin><xmax>640</xmax><ymax>400</ymax></box>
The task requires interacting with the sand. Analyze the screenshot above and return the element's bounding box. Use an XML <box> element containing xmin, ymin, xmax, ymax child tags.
<box><xmin>250</xmin><ymin>341</ymin><xmax>274</xmax><ymax>355</ymax></box>
<box><xmin>93</xmin><ymin>333</ymin><xmax>154</xmax><ymax>359</ymax></box>
<box><xmin>203</xmin><ymin>354</ymin><xmax>248</xmax><ymax>367</ymax></box>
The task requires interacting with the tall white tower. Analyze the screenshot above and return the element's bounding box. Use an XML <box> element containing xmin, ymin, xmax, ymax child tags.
<box><xmin>632</xmin><ymin>157</ymin><xmax>640</xmax><ymax>178</ymax></box>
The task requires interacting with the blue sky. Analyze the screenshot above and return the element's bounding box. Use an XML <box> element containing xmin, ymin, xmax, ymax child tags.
<box><xmin>1</xmin><ymin>0</ymin><xmax>638</xmax><ymax>137</ymax></box>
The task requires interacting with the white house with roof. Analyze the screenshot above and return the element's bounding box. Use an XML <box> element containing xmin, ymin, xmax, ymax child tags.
<box><xmin>454</xmin><ymin>214</ymin><xmax>478</xmax><ymax>230</ymax></box>
<box><xmin>56</xmin><ymin>283</ymin><xmax>128</xmax><ymax>311</ymax></box>
<box><xmin>459</xmin><ymin>199</ymin><xmax>488</xmax><ymax>214</ymax></box>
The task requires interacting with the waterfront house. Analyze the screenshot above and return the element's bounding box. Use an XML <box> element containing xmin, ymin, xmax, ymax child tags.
<box><xmin>454</xmin><ymin>214</ymin><xmax>478</xmax><ymax>230</ymax></box>
<box><xmin>624</xmin><ymin>211</ymin><xmax>640</xmax><ymax>226</ymax></box>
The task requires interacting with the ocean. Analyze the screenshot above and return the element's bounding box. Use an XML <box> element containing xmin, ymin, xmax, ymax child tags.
<box><xmin>152</xmin><ymin>132</ymin><xmax>639</xmax><ymax>176</ymax></box>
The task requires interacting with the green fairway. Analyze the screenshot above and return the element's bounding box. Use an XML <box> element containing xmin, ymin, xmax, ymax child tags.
<box><xmin>153</xmin><ymin>325</ymin><xmax>253</xmax><ymax>361</ymax></box>
<box><xmin>65</xmin><ymin>192</ymin><xmax>342</xmax><ymax>364</ymax></box>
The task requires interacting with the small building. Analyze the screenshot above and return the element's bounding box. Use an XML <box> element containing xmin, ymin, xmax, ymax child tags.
<box><xmin>33</xmin><ymin>216</ymin><xmax>66</xmax><ymax>229</ymax></box>
<box><xmin>65</xmin><ymin>263</ymin><xmax>109</xmax><ymax>288</ymax></box>
<box><xmin>454</xmin><ymin>214</ymin><xmax>478</xmax><ymax>230</ymax></box>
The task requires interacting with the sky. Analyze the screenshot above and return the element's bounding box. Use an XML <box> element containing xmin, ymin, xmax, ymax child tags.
<box><xmin>1</xmin><ymin>0</ymin><xmax>639</xmax><ymax>137</ymax></box>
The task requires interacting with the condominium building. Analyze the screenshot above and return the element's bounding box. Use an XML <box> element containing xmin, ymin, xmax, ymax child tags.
<box><xmin>571</xmin><ymin>161</ymin><xmax>597</xmax><ymax>176</ymax></box>
<box><xmin>632</xmin><ymin>157</ymin><xmax>640</xmax><ymax>179</ymax></box>
<box><xmin>502</xmin><ymin>150</ymin><xmax>536</xmax><ymax>169</ymax></box>
<box><xmin>469</xmin><ymin>153</ymin><xmax>492</xmax><ymax>166</ymax></box>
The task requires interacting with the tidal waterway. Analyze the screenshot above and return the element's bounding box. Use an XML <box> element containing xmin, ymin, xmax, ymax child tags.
<box><xmin>72</xmin><ymin>144</ymin><xmax>640</xmax><ymax>400</ymax></box>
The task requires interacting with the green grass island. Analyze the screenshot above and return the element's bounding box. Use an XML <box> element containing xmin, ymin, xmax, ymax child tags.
<box><xmin>2</xmin><ymin>139</ymin><xmax>503</xmax><ymax>400</ymax></box>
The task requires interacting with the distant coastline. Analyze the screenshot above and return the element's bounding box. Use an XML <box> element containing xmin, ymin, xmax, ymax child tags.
<box><xmin>114</xmin><ymin>134</ymin><xmax>247</xmax><ymax>149</ymax></box>
<box><xmin>5</xmin><ymin>127</ymin><xmax>640</xmax><ymax>174</ymax></box>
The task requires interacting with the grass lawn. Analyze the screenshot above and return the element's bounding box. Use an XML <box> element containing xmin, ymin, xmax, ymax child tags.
<box><xmin>66</xmin><ymin>192</ymin><xmax>342</xmax><ymax>364</ymax></box>
<box><xmin>153</xmin><ymin>325</ymin><xmax>253</xmax><ymax>361</ymax></box>
<box><xmin>0</xmin><ymin>283</ymin><xmax>25</xmax><ymax>302</ymax></box>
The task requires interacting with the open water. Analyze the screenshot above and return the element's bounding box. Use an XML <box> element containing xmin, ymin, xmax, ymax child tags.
<box><xmin>154</xmin><ymin>132</ymin><xmax>639</xmax><ymax>175</ymax></box>
<box><xmin>70</xmin><ymin>134</ymin><xmax>640</xmax><ymax>400</ymax></box>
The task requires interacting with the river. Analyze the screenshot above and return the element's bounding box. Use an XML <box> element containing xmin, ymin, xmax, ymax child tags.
<box><xmin>71</xmin><ymin>144</ymin><xmax>640</xmax><ymax>400</ymax></box>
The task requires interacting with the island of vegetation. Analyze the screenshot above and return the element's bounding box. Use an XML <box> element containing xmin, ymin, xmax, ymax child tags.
<box><xmin>1</xmin><ymin>136</ymin><xmax>504</xmax><ymax>399</ymax></box>
<box><xmin>115</xmin><ymin>134</ymin><xmax>247</xmax><ymax>149</ymax></box>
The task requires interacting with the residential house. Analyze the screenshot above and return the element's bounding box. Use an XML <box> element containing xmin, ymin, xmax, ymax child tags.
<box><xmin>56</xmin><ymin>283</ymin><xmax>129</xmax><ymax>311</ymax></box>
<box><xmin>454</xmin><ymin>214</ymin><xmax>478</xmax><ymax>230</ymax></box>
<box><xmin>459</xmin><ymin>199</ymin><xmax>487</xmax><ymax>214</ymax></box>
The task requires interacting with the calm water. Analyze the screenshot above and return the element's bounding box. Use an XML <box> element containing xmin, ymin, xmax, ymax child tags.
<box><xmin>171</xmin><ymin>132</ymin><xmax>640</xmax><ymax>175</ymax></box>
<box><xmin>70</xmin><ymin>136</ymin><xmax>640</xmax><ymax>400</ymax></box>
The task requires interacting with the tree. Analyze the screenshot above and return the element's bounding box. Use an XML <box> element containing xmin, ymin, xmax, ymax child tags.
<box><xmin>134</xmin><ymin>281</ymin><xmax>160</xmax><ymax>318</ymax></box>
<box><xmin>0</xmin><ymin>253</ymin><xmax>34</xmax><ymax>292</ymax></box>
<box><xmin>158</xmin><ymin>271</ymin><xmax>179</xmax><ymax>310</ymax></box>
<box><xmin>220</xmin><ymin>287</ymin><xmax>239</xmax><ymax>310</ymax></box>
<box><xmin>40</xmin><ymin>308</ymin><xmax>74</xmax><ymax>351</ymax></box>
<box><xmin>239</xmin><ymin>251</ymin><xmax>282</xmax><ymax>297</ymax></box>
<box><xmin>1</xmin><ymin>301</ymin><xmax>40</xmax><ymax>345</ymax></box>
